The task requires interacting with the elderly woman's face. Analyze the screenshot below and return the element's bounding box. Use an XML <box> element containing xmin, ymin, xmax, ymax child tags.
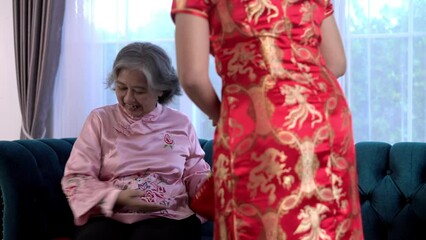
<box><xmin>115</xmin><ymin>69</ymin><xmax>162</xmax><ymax>118</ymax></box>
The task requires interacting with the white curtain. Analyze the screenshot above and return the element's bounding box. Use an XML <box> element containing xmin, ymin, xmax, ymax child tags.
<box><xmin>52</xmin><ymin>0</ymin><xmax>111</xmax><ymax>138</ymax></box>
<box><xmin>52</xmin><ymin>0</ymin><xmax>221</xmax><ymax>139</ymax></box>
<box><xmin>52</xmin><ymin>0</ymin><xmax>426</xmax><ymax>143</ymax></box>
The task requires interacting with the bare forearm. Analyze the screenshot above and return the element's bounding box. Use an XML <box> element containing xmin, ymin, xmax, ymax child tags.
<box><xmin>180</xmin><ymin>80</ymin><xmax>221</xmax><ymax>123</ymax></box>
<box><xmin>320</xmin><ymin>15</ymin><xmax>346</xmax><ymax>78</ymax></box>
<box><xmin>175</xmin><ymin>13</ymin><xmax>221</xmax><ymax>123</ymax></box>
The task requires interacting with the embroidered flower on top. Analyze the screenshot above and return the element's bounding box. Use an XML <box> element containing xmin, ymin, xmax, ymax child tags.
<box><xmin>163</xmin><ymin>133</ymin><xmax>174</xmax><ymax>149</ymax></box>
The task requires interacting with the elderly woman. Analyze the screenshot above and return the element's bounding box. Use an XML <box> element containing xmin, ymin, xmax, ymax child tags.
<box><xmin>61</xmin><ymin>42</ymin><xmax>211</xmax><ymax>240</ymax></box>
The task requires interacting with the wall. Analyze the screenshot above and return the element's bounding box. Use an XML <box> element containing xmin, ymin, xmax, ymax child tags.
<box><xmin>0</xmin><ymin>0</ymin><xmax>21</xmax><ymax>140</ymax></box>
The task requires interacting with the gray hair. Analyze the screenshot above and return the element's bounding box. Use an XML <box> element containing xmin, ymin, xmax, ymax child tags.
<box><xmin>107</xmin><ymin>42</ymin><xmax>181</xmax><ymax>105</ymax></box>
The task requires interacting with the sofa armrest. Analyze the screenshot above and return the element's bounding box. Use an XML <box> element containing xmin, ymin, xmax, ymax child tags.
<box><xmin>0</xmin><ymin>139</ymin><xmax>76</xmax><ymax>240</ymax></box>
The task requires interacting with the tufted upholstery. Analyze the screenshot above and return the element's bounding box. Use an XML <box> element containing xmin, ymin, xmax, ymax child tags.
<box><xmin>356</xmin><ymin>142</ymin><xmax>426</xmax><ymax>240</ymax></box>
<box><xmin>0</xmin><ymin>138</ymin><xmax>76</xmax><ymax>240</ymax></box>
<box><xmin>1</xmin><ymin>139</ymin><xmax>426</xmax><ymax>240</ymax></box>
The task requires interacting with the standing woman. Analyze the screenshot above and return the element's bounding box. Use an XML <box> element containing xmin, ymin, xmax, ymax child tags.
<box><xmin>172</xmin><ymin>1</ymin><xmax>364</xmax><ymax>240</ymax></box>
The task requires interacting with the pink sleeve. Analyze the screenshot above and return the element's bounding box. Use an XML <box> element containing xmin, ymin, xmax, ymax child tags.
<box><xmin>182</xmin><ymin>123</ymin><xmax>211</xmax><ymax>198</ymax></box>
<box><xmin>324</xmin><ymin>0</ymin><xmax>334</xmax><ymax>17</ymax></box>
<box><xmin>61</xmin><ymin>111</ymin><xmax>121</xmax><ymax>225</ymax></box>
<box><xmin>170</xmin><ymin>0</ymin><xmax>210</xmax><ymax>22</ymax></box>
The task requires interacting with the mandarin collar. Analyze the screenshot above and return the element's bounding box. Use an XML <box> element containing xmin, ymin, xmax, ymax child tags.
<box><xmin>118</xmin><ymin>103</ymin><xmax>163</xmax><ymax>123</ymax></box>
<box><xmin>140</xmin><ymin>104</ymin><xmax>162</xmax><ymax>123</ymax></box>
<box><xmin>115</xmin><ymin>104</ymin><xmax>163</xmax><ymax>136</ymax></box>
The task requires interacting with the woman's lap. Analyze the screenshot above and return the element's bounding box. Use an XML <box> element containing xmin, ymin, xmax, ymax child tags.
<box><xmin>74</xmin><ymin>215</ymin><xmax>201</xmax><ymax>240</ymax></box>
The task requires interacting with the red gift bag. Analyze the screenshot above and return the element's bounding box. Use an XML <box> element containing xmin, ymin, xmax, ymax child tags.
<box><xmin>190</xmin><ymin>175</ymin><xmax>214</xmax><ymax>220</ymax></box>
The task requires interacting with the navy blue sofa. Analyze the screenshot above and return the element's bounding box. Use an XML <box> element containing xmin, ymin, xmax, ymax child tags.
<box><xmin>1</xmin><ymin>138</ymin><xmax>426</xmax><ymax>240</ymax></box>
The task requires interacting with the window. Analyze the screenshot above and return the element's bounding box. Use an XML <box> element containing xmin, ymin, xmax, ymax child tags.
<box><xmin>53</xmin><ymin>0</ymin><xmax>426</xmax><ymax>143</ymax></box>
<box><xmin>341</xmin><ymin>0</ymin><xmax>426</xmax><ymax>142</ymax></box>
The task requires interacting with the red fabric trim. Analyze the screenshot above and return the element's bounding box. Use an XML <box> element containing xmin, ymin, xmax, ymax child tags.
<box><xmin>324</xmin><ymin>2</ymin><xmax>334</xmax><ymax>17</ymax></box>
<box><xmin>171</xmin><ymin>9</ymin><xmax>208</xmax><ymax>22</ymax></box>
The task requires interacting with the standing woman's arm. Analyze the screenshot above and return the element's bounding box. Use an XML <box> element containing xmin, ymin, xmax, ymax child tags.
<box><xmin>320</xmin><ymin>14</ymin><xmax>347</xmax><ymax>78</ymax></box>
<box><xmin>174</xmin><ymin>14</ymin><xmax>221</xmax><ymax>124</ymax></box>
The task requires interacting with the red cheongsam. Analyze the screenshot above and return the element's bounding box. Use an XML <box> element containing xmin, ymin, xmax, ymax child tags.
<box><xmin>172</xmin><ymin>1</ymin><xmax>364</xmax><ymax>239</ymax></box>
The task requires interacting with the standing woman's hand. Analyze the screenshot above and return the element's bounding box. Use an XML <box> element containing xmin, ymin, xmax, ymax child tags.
<box><xmin>115</xmin><ymin>189</ymin><xmax>166</xmax><ymax>213</ymax></box>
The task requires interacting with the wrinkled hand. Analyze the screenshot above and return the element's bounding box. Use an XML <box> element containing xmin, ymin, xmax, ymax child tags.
<box><xmin>115</xmin><ymin>189</ymin><xmax>166</xmax><ymax>213</ymax></box>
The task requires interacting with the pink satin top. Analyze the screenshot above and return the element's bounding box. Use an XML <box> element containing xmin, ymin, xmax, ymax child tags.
<box><xmin>61</xmin><ymin>104</ymin><xmax>211</xmax><ymax>225</ymax></box>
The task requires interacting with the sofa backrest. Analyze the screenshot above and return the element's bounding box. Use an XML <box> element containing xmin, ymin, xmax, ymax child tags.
<box><xmin>356</xmin><ymin>141</ymin><xmax>426</xmax><ymax>240</ymax></box>
<box><xmin>0</xmin><ymin>138</ymin><xmax>77</xmax><ymax>240</ymax></box>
